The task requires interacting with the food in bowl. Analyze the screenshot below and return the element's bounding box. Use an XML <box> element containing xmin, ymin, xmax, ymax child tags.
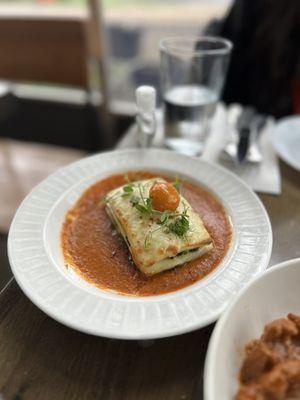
<box><xmin>61</xmin><ymin>171</ymin><xmax>231</xmax><ymax>296</ymax></box>
<box><xmin>237</xmin><ymin>313</ymin><xmax>300</xmax><ymax>400</ymax></box>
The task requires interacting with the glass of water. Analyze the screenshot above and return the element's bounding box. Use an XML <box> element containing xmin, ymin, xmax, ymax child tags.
<box><xmin>160</xmin><ymin>36</ymin><xmax>232</xmax><ymax>155</ymax></box>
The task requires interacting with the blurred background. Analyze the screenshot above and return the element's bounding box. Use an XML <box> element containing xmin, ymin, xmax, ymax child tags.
<box><xmin>0</xmin><ymin>0</ymin><xmax>299</xmax><ymax>287</ymax></box>
<box><xmin>0</xmin><ymin>0</ymin><xmax>233</xmax><ymax>150</ymax></box>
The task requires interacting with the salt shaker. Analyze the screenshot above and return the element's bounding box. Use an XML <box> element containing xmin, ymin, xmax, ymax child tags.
<box><xmin>135</xmin><ymin>86</ymin><xmax>156</xmax><ymax>148</ymax></box>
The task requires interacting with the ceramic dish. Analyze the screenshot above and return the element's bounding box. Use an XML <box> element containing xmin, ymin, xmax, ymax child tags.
<box><xmin>271</xmin><ymin>116</ymin><xmax>300</xmax><ymax>171</ymax></box>
<box><xmin>8</xmin><ymin>149</ymin><xmax>272</xmax><ymax>339</ymax></box>
<box><xmin>204</xmin><ymin>257</ymin><xmax>300</xmax><ymax>400</ymax></box>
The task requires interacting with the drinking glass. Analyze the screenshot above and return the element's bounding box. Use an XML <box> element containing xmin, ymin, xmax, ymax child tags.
<box><xmin>160</xmin><ymin>36</ymin><xmax>232</xmax><ymax>155</ymax></box>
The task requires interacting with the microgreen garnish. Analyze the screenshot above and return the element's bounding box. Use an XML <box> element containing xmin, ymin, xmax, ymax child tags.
<box><xmin>172</xmin><ymin>175</ymin><xmax>181</xmax><ymax>193</ymax></box>
<box><xmin>144</xmin><ymin>225</ymin><xmax>163</xmax><ymax>247</ymax></box>
<box><xmin>129</xmin><ymin>184</ymin><xmax>153</xmax><ymax>215</ymax></box>
<box><xmin>101</xmin><ymin>196</ymin><xmax>109</xmax><ymax>204</ymax></box>
<box><xmin>130</xmin><ymin>195</ymin><xmax>140</xmax><ymax>206</ymax></box>
<box><xmin>166</xmin><ymin>201</ymin><xmax>190</xmax><ymax>237</ymax></box>
<box><xmin>102</xmin><ymin>182</ymin><xmax>135</xmax><ymax>203</ymax></box>
<box><xmin>157</xmin><ymin>211</ymin><xmax>170</xmax><ymax>225</ymax></box>
<box><xmin>123</xmin><ymin>184</ymin><xmax>134</xmax><ymax>193</ymax></box>
<box><xmin>101</xmin><ymin>191</ymin><xmax>121</xmax><ymax>204</ymax></box>
<box><xmin>121</xmin><ymin>184</ymin><xmax>134</xmax><ymax>198</ymax></box>
<box><xmin>146</xmin><ymin>198</ymin><xmax>152</xmax><ymax>210</ymax></box>
<box><xmin>103</xmin><ymin>179</ymin><xmax>190</xmax><ymax>246</ymax></box>
<box><xmin>145</xmin><ymin>201</ymin><xmax>190</xmax><ymax>245</ymax></box>
<box><xmin>134</xmin><ymin>203</ymin><xmax>149</xmax><ymax>214</ymax></box>
<box><xmin>138</xmin><ymin>183</ymin><xmax>148</xmax><ymax>208</ymax></box>
<box><xmin>168</xmin><ymin>215</ymin><xmax>189</xmax><ymax>237</ymax></box>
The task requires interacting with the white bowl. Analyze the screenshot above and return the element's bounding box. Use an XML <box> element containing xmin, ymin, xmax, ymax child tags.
<box><xmin>8</xmin><ymin>149</ymin><xmax>272</xmax><ymax>339</ymax></box>
<box><xmin>204</xmin><ymin>257</ymin><xmax>300</xmax><ymax>400</ymax></box>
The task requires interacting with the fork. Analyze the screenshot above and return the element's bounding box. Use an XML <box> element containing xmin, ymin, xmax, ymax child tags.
<box><xmin>223</xmin><ymin>104</ymin><xmax>267</xmax><ymax>164</ymax></box>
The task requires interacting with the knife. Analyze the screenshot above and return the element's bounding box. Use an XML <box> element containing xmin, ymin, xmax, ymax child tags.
<box><xmin>236</xmin><ymin>107</ymin><xmax>256</xmax><ymax>163</ymax></box>
<box><xmin>247</xmin><ymin>114</ymin><xmax>268</xmax><ymax>163</ymax></box>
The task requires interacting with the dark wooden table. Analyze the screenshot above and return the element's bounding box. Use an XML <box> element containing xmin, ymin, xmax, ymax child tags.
<box><xmin>0</xmin><ymin>160</ymin><xmax>299</xmax><ymax>400</ymax></box>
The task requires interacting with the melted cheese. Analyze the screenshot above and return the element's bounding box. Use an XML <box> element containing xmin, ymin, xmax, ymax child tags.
<box><xmin>106</xmin><ymin>178</ymin><xmax>213</xmax><ymax>275</ymax></box>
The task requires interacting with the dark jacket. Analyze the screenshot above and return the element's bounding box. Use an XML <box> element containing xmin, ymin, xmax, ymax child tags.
<box><xmin>219</xmin><ymin>0</ymin><xmax>300</xmax><ymax>118</ymax></box>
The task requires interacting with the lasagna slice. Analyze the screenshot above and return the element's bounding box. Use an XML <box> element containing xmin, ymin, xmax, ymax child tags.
<box><xmin>104</xmin><ymin>178</ymin><xmax>213</xmax><ymax>276</ymax></box>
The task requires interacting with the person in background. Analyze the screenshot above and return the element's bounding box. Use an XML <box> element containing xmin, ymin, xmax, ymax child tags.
<box><xmin>217</xmin><ymin>0</ymin><xmax>300</xmax><ymax>118</ymax></box>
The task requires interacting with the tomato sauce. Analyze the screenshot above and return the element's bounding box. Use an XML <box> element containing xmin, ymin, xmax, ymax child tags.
<box><xmin>61</xmin><ymin>172</ymin><xmax>232</xmax><ymax>296</ymax></box>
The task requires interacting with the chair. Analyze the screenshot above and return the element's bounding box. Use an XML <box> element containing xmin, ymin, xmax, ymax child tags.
<box><xmin>0</xmin><ymin>0</ymin><xmax>113</xmax><ymax>147</ymax></box>
<box><xmin>0</xmin><ymin>0</ymin><xmax>114</xmax><ymax>232</ymax></box>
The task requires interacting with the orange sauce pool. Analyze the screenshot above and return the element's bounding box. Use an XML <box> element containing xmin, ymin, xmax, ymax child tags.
<box><xmin>61</xmin><ymin>171</ymin><xmax>232</xmax><ymax>296</ymax></box>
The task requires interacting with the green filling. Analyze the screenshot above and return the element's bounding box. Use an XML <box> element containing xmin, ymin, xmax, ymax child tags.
<box><xmin>168</xmin><ymin>248</ymin><xmax>199</xmax><ymax>260</ymax></box>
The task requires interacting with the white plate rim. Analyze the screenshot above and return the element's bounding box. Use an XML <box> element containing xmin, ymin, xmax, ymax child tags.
<box><xmin>8</xmin><ymin>148</ymin><xmax>272</xmax><ymax>339</ymax></box>
<box><xmin>204</xmin><ymin>257</ymin><xmax>300</xmax><ymax>400</ymax></box>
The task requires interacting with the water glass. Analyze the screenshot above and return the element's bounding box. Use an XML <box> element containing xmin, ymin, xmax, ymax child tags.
<box><xmin>160</xmin><ymin>36</ymin><xmax>232</xmax><ymax>155</ymax></box>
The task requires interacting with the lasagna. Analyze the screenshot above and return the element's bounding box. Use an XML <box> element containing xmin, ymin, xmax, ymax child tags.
<box><xmin>104</xmin><ymin>178</ymin><xmax>213</xmax><ymax>275</ymax></box>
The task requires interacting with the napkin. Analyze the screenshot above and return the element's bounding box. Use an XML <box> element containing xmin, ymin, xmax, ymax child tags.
<box><xmin>117</xmin><ymin>105</ymin><xmax>281</xmax><ymax>195</ymax></box>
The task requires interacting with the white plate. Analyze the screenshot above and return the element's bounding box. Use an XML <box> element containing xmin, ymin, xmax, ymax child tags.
<box><xmin>8</xmin><ymin>149</ymin><xmax>272</xmax><ymax>339</ymax></box>
<box><xmin>271</xmin><ymin>116</ymin><xmax>300</xmax><ymax>171</ymax></box>
<box><xmin>204</xmin><ymin>257</ymin><xmax>300</xmax><ymax>400</ymax></box>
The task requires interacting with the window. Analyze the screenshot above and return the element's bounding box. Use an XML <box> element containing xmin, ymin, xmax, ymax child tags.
<box><xmin>103</xmin><ymin>0</ymin><xmax>232</xmax><ymax>104</ymax></box>
<box><xmin>0</xmin><ymin>0</ymin><xmax>233</xmax><ymax>108</ymax></box>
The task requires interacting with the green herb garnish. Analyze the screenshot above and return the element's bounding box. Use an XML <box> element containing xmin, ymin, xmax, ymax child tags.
<box><xmin>166</xmin><ymin>201</ymin><xmax>189</xmax><ymax>237</ymax></box>
<box><xmin>168</xmin><ymin>215</ymin><xmax>189</xmax><ymax>237</ymax></box>
<box><xmin>157</xmin><ymin>211</ymin><xmax>170</xmax><ymax>225</ymax></box>
<box><xmin>123</xmin><ymin>184</ymin><xmax>134</xmax><ymax>193</ymax></box>
<box><xmin>105</xmin><ymin>179</ymin><xmax>190</xmax><ymax>247</ymax></box>
<box><xmin>134</xmin><ymin>203</ymin><xmax>149</xmax><ymax>214</ymax></box>
<box><xmin>146</xmin><ymin>198</ymin><xmax>152</xmax><ymax>210</ymax></box>
<box><xmin>101</xmin><ymin>196</ymin><xmax>110</xmax><ymax>204</ymax></box>
<box><xmin>102</xmin><ymin>182</ymin><xmax>135</xmax><ymax>203</ymax></box>
<box><xmin>130</xmin><ymin>195</ymin><xmax>140</xmax><ymax>206</ymax></box>
<box><xmin>144</xmin><ymin>225</ymin><xmax>163</xmax><ymax>247</ymax></box>
<box><xmin>121</xmin><ymin>184</ymin><xmax>134</xmax><ymax>198</ymax></box>
<box><xmin>172</xmin><ymin>175</ymin><xmax>181</xmax><ymax>193</ymax></box>
<box><xmin>129</xmin><ymin>184</ymin><xmax>153</xmax><ymax>215</ymax></box>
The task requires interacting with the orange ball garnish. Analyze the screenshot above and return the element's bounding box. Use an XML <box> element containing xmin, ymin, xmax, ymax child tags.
<box><xmin>149</xmin><ymin>181</ymin><xmax>180</xmax><ymax>212</ymax></box>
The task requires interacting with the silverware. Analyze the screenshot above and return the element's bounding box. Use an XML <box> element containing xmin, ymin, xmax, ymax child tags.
<box><xmin>223</xmin><ymin>104</ymin><xmax>242</xmax><ymax>161</ymax></box>
<box><xmin>247</xmin><ymin>114</ymin><xmax>267</xmax><ymax>163</ymax></box>
<box><xmin>237</xmin><ymin>107</ymin><xmax>256</xmax><ymax>163</ymax></box>
<box><xmin>223</xmin><ymin>105</ymin><xmax>267</xmax><ymax>164</ymax></box>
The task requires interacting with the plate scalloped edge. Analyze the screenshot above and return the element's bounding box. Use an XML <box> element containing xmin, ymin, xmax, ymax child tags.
<box><xmin>8</xmin><ymin>149</ymin><xmax>272</xmax><ymax>339</ymax></box>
